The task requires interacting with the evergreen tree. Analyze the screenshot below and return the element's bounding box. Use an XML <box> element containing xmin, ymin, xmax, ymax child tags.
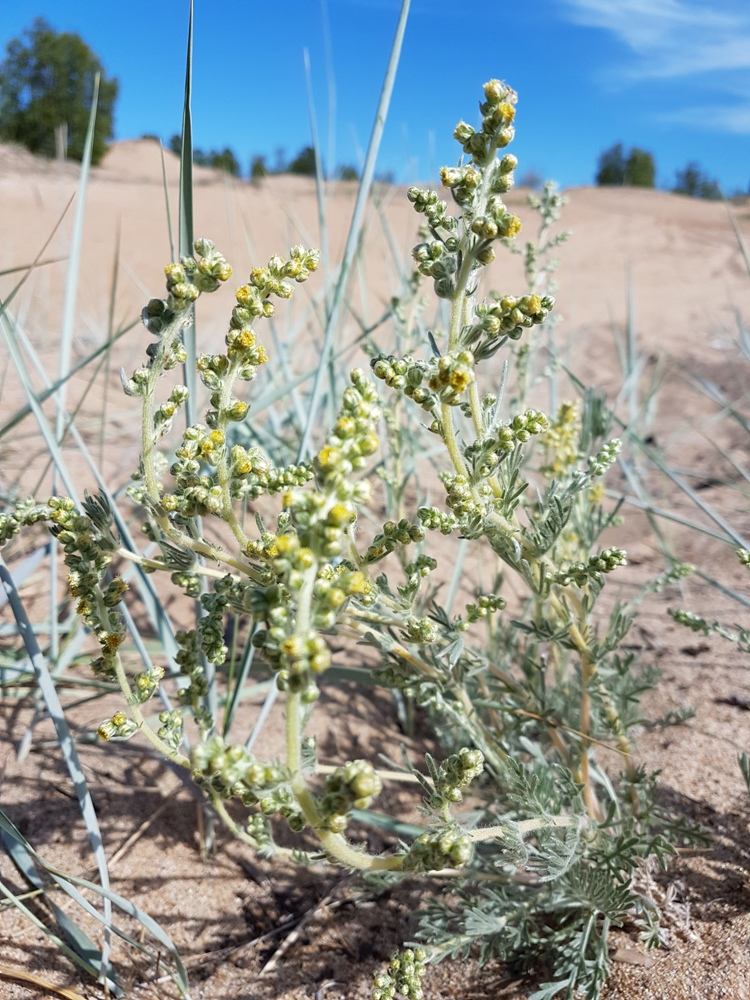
<box><xmin>209</xmin><ymin>147</ymin><xmax>240</xmax><ymax>176</ymax></box>
<box><xmin>624</xmin><ymin>147</ymin><xmax>655</xmax><ymax>187</ymax></box>
<box><xmin>0</xmin><ymin>18</ymin><xmax>118</xmax><ymax>165</ymax></box>
<box><xmin>288</xmin><ymin>145</ymin><xmax>317</xmax><ymax>176</ymax></box>
<box><xmin>673</xmin><ymin>162</ymin><xmax>721</xmax><ymax>200</ymax></box>
<box><xmin>251</xmin><ymin>154</ymin><xmax>269</xmax><ymax>178</ymax></box>
<box><xmin>595</xmin><ymin>143</ymin><xmax>625</xmax><ymax>185</ymax></box>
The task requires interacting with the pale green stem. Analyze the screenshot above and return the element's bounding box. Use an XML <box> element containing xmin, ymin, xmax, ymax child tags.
<box><xmin>139</xmin><ymin>313</ymin><xmax>190</xmax><ymax>517</ymax></box>
<box><xmin>111</xmin><ymin>651</ymin><xmax>189</xmax><ymax>768</ymax></box>
<box><xmin>467</xmin><ymin>381</ymin><xmax>484</xmax><ymax>438</ymax></box>
<box><xmin>215</xmin><ymin>358</ymin><xmax>251</xmax><ymax>550</ymax></box>
<box><xmin>342</xmin><ymin>619</ymin><xmax>507</xmax><ymax>772</ymax></box>
<box><xmin>115</xmin><ymin>546</ymin><xmax>236</xmax><ymax>582</ymax></box>
<box><xmin>440</xmin><ymin>401</ymin><xmax>470</xmax><ymax>479</ymax></box>
<box><xmin>209</xmin><ymin>793</ymin><xmax>296</xmax><ymax>861</ymax></box>
<box><xmin>466</xmin><ymin>814</ymin><xmax>579</xmax><ymax>842</ymax></box>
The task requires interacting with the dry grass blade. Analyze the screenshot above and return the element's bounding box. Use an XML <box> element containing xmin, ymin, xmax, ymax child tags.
<box><xmin>0</xmin><ymin>964</ymin><xmax>85</xmax><ymax>1000</ymax></box>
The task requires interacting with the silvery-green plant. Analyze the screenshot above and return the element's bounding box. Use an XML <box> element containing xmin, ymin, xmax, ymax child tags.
<box><xmin>0</xmin><ymin>80</ymin><xmax>695</xmax><ymax>998</ymax></box>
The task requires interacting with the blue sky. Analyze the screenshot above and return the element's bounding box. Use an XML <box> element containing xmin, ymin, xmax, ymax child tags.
<box><xmin>1</xmin><ymin>0</ymin><xmax>748</xmax><ymax>193</ymax></box>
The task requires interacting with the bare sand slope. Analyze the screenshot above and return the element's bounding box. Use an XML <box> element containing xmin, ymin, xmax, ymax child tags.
<box><xmin>2</xmin><ymin>138</ymin><xmax>749</xmax><ymax>356</ymax></box>
<box><xmin>1</xmin><ymin>141</ymin><xmax>750</xmax><ymax>1000</ymax></box>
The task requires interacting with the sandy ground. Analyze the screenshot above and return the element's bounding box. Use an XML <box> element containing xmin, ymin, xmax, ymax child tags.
<box><xmin>1</xmin><ymin>140</ymin><xmax>750</xmax><ymax>999</ymax></box>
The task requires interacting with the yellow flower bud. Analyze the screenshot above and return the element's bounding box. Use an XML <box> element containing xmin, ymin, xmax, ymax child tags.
<box><xmin>328</xmin><ymin>503</ymin><xmax>355</xmax><ymax>527</ymax></box>
<box><xmin>503</xmin><ymin>215</ymin><xmax>522</xmax><ymax>238</ymax></box>
<box><xmin>317</xmin><ymin>445</ymin><xmax>339</xmax><ymax>468</ymax></box>
<box><xmin>345</xmin><ymin>571</ymin><xmax>370</xmax><ymax>595</ymax></box>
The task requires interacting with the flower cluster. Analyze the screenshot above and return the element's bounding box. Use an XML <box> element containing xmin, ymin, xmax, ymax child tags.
<box><xmin>190</xmin><ymin>736</ymin><xmax>304</xmax><ymax>830</ymax></box>
<box><xmin>364</xmin><ymin>517</ymin><xmax>425</xmax><ymax>564</ymax></box>
<box><xmin>97</xmin><ymin>711</ymin><xmax>138</xmax><ymax>741</ymax></box>
<box><xmin>427</xmin><ymin>351</ymin><xmax>476</xmax><ymax>405</ymax></box>
<box><xmin>554</xmin><ymin>547</ymin><xmax>628</xmax><ymax>588</ymax></box>
<box><xmin>417</xmin><ymin>506</ymin><xmax>458</xmax><ymax>535</ymax></box>
<box><xmin>403</xmin><ymin>826</ymin><xmax>474</xmax><ymax>871</ymax></box>
<box><xmin>406</xmin><ymin>187</ymin><xmax>456</xmax><ymax>234</ymax></box>
<box><xmin>43</xmin><ymin>496</ymin><xmax>128</xmax><ymax>682</ymax></box>
<box><xmin>464</xmin><ymin>593</ymin><xmax>506</xmax><ymax>624</ymax></box>
<box><xmin>588</xmin><ymin>439</ymin><xmax>622</xmax><ymax>477</ymax></box>
<box><xmin>454</xmin><ymin>78</ymin><xmax>518</xmax><ymax>166</ymax></box>
<box><xmin>432</xmin><ymin>748</ymin><xmax>485</xmax><ymax>806</ymax></box>
<box><xmin>370</xmin><ymin>354</ymin><xmax>437</xmax><ymax>414</ymax></box>
<box><xmin>463</xmin><ymin>408</ymin><xmax>550</xmax><ymax>483</ymax></box>
<box><xmin>126</xmin><ymin>239</ymin><xmax>232</xmax><ymax>401</ymax></box>
<box><xmin>464</xmin><ymin>293</ymin><xmax>555</xmax><ymax>360</ymax></box>
<box><xmin>320</xmin><ymin>760</ymin><xmax>383</xmax><ymax>832</ymax></box>
<box><xmin>243</xmin><ymin>371</ymin><xmax>381</xmax><ymax>700</ymax></box>
<box><xmin>541</xmin><ymin>401</ymin><xmax>581</xmax><ymax>478</ymax></box>
<box><xmin>372</xmin><ymin>949</ymin><xmax>428</xmax><ymax>1000</ymax></box>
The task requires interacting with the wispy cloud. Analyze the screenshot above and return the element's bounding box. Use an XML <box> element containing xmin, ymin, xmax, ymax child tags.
<box><xmin>562</xmin><ymin>0</ymin><xmax>750</xmax><ymax>78</ymax></box>
<box><xmin>659</xmin><ymin>101</ymin><xmax>750</xmax><ymax>134</ymax></box>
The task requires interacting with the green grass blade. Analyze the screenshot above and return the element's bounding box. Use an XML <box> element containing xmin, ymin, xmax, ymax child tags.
<box><xmin>42</xmin><ymin>869</ymin><xmax>188</xmax><ymax>994</ymax></box>
<box><xmin>304</xmin><ymin>47</ymin><xmax>330</xmax><ymax>303</ymax></box>
<box><xmin>0</xmin><ymin>558</ymin><xmax>114</xmax><ymax>979</ymax></box>
<box><xmin>0</xmin><ymin>816</ymin><xmax>120</xmax><ymax>994</ymax></box>
<box><xmin>55</xmin><ymin>72</ymin><xmax>100</xmax><ymax>445</ymax></box>
<box><xmin>98</xmin><ymin>223</ymin><xmax>121</xmax><ymax>468</ymax></box>
<box><xmin>0</xmin><ymin>257</ymin><xmax>66</xmax><ymax>278</ymax></box>
<box><xmin>296</xmin><ymin>0</ymin><xmax>411</xmax><ymax>461</ymax></box>
<box><xmin>160</xmin><ymin>140</ymin><xmax>176</xmax><ymax>263</ymax></box>
<box><xmin>0</xmin><ymin>871</ymin><xmax>111</xmax><ymax>990</ymax></box>
<box><xmin>179</xmin><ymin>0</ymin><xmax>196</xmax><ymax>429</ymax></box>
<box><xmin>0</xmin><ymin>320</ymin><xmax>135</xmax><ymax>442</ymax></box>
<box><xmin>0</xmin><ymin>808</ymin><xmax>186</xmax><ymax>994</ymax></box>
<box><xmin>222</xmin><ymin>626</ymin><xmax>258</xmax><ymax>738</ymax></box>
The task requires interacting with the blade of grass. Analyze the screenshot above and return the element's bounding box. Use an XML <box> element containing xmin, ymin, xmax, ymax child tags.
<box><xmin>304</xmin><ymin>48</ymin><xmax>330</xmax><ymax>309</ymax></box>
<box><xmin>55</xmin><ymin>72</ymin><xmax>99</xmax><ymax>445</ymax></box>
<box><xmin>564</xmin><ymin>361</ymin><xmax>750</xmax><ymax>549</ymax></box>
<box><xmin>98</xmin><ymin>223</ymin><xmax>121</xmax><ymax>469</ymax></box>
<box><xmin>179</xmin><ymin>0</ymin><xmax>196</xmax><ymax>428</ymax></box>
<box><xmin>222</xmin><ymin>626</ymin><xmax>258</xmax><ymax>739</ymax></box>
<box><xmin>51</xmin><ymin>72</ymin><xmax>100</xmax><ymax>668</ymax></box>
<box><xmin>0</xmin><ymin>808</ymin><xmax>187</xmax><ymax>994</ymax></box>
<box><xmin>160</xmin><ymin>140</ymin><xmax>176</xmax><ymax>264</ymax></box>
<box><xmin>0</xmin><ymin>873</ymin><xmax>110</xmax><ymax>992</ymax></box>
<box><xmin>0</xmin><ymin>257</ymin><xmax>66</xmax><ymax>278</ymax></box>
<box><xmin>0</xmin><ymin>820</ymin><xmax>120</xmax><ymax>995</ymax></box>
<box><xmin>0</xmin><ymin>558</ymin><xmax>114</xmax><ymax>982</ymax></box>
<box><xmin>296</xmin><ymin>0</ymin><xmax>410</xmax><ymax>462</ymax></box>
<box><xmin>0</xmin><ymin>319</ymin><xmax>135</xmax><ymax>442</ymax></box>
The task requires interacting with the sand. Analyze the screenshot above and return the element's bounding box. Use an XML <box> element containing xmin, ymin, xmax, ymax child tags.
<box><xmin>1</xmin><ymin>139</ymin><xmax>750</xmax><ymax>999</ymax></box>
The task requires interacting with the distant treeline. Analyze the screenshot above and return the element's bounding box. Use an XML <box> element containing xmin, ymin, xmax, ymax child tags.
<box><xmin>594</xmin><ymin>142</ymin><xmax>744</xmax><ymax>199</ymax></box>
<box><xmin>148</xmin><ymin>135</ymin><xmax>377</xmax><ymax>183</ymax></box>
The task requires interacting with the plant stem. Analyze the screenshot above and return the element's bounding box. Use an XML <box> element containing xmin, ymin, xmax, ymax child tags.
<box><xmin>111</xmin><ymin>651</ymin><xmax>190</xmax><ymax>768</ymax></box>
<box><xmin>466</xmin><ymin>814</ymin><xmax>580</xmax><ymax>843</ymax></box>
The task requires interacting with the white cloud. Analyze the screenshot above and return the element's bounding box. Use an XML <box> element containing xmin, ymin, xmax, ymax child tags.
<box><xmin>659</xmin><ymin>101</ymin><xmax>750</xmax><ymax>134</ymax></box>
<box><xmin>562</xmin><ymin>0</ymin><xmax>750</xmax><ymax>77</ymax></box>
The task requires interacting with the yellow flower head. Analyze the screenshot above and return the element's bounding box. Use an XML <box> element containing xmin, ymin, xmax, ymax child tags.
<box><xmin>504</xmin><ymin>215</ymin><xmax>522</xmax><ymax>239</ymax></box>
